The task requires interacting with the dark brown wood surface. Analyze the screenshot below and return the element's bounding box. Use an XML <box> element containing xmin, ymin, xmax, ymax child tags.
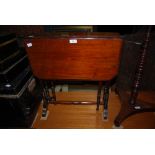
<box><xmin>24</xmin><ymin>33</ymin><xmax>123</xmax><ymax>81</ymax></box>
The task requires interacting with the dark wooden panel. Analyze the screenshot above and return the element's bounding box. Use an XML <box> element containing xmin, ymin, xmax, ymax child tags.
<box><xmin>0</xmin><ymin>66</ymin><xmax>32</xmax><ymax>95</ymax></box>
<box><xmin>0</xmin><ymin>49</ymin><xmax>26</xmax><ymax>72</ymax></box>
<box><xmin>0</xmin><ymin>38</ymin><xmax>19</xmax><ymax>61</ymax></box>
<box><xmin>0</xmin><ymin>33</ymin><xmax>16</xmax><ymax>44</ymax></box>
<box><xmin>0</xmin><ymin>77</ymin><xmax>41</xmax><ymax>128</ymax></box>
<box><xmin>0</xmin><ymin>56</ymin><xmax>29</xmax><ymax>83</ymax></box>
<box><xmin>24</xmin><ymin>34</ymin><xmax>123</xmax><ymax>81</ymax></box>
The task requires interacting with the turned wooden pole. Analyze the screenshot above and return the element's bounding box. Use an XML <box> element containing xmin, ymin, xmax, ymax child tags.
<box><xmin>129</xmin><ymin>26</ymin><xmax>152</xmax><ymax>105</ymax></box>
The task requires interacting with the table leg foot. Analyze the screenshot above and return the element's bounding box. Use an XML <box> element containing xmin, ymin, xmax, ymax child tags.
<box><xmin>102</xmin><ymin>109</ymin><xmax>108</xmax><ymax>121</ymax></box>
<box><xmin>41</xmin><ymin>110</ymin><xmax>49</xmax><ymax>120</ymax></box>
<box><xmin>103</xmin><ymin>81</ymin><xmax>110</xmax><ymax>119</ymax></box>
<box><xmin>96</xmin><ymin>81</ymin><xmax>102</xmax><ymax>111</ymax></box>
<box><xmin>112</xmin><ymin>124</ymin><xmax>124</xmax><ymax>129</ymax></box>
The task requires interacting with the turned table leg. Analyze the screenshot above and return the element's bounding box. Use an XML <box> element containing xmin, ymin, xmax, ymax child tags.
<box><xmin>103</xmin><ymin>81</ymin><xmax>110</xmax><ymax>120</ymax></box>
<box><xmin>42</xmin><ymin>91</ymin><xmax>48</xmax><ymax>117</ymax></box>
<box><xmin>50</xmin><ymin>81</ymin><xmax>56</xmax><ymax>101</ymax></box>
<box><xmin>40</xmin><ymin>80</ymin><xmax>51</xmax><ymax>117</ymax></box>
<box><xmin>96</xmin><ymin>81</ymin><xmax>103</xmax><ymax>110</ymax></box>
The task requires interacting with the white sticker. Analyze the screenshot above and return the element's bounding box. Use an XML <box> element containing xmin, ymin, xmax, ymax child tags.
<box><xmin>27</xmin><ymin>43</ymin><xmax>32</xmax><ymax>47</ymax></box>
<box><xmin>134</xmin><ymin>106</ymin><xmax>141</xmax><ymax>110</ymax></box>
<box><xmin>5</xmin><ymin>84</ymin><xmax>11</xmax><ymax>88</ymax></box>
<box><xmin>69</xmin><ymin>39</ymin><xmax>77</xmax><ymax>44</ymax></box>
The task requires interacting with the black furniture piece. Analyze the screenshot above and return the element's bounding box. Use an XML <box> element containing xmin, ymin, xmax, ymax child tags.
<box><xmin>114</xmin><ymin>26</ymin><xmax>155</xmax><ymax>127</ymax></box>
<box><xmin>0</xmin><ymin>33</ymin><xmax>41</xmax><ymax>128</ymax></box>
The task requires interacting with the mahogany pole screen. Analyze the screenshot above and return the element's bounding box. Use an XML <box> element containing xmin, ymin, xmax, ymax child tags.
<box><xmin>24</xmin><ymin>33</ymin><xmax>123</xmax><ymax>81</ymax></box>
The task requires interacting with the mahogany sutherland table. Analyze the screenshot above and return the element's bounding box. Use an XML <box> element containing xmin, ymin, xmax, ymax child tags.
<box><xmin>24</xmin><ymin>32</ymin><xmax>123</xmax><ymax>120</ymax></box>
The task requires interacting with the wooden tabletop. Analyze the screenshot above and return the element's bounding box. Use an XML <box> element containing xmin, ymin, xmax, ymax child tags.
<box><xmin>24</xmin><ymin>32</ymin><xmax>123</xmax><ymax>81</ymax></box>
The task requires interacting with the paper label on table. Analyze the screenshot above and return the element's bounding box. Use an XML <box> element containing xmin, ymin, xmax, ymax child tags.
<box><xmin>69</xmin><ymin>39</ymin><xmax>77</xmax><ymax>43</ymax></box>
<box><xmin>27</xmin><ymin>43</ymin><xmax>32</xmax><ymax>47</ymax></box>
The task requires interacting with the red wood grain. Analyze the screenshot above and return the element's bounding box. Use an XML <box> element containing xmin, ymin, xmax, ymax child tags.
<box><xmin>24</xmin><ymin>33</ymin><xmax>123</xmax><ymax>81</ymax></box>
